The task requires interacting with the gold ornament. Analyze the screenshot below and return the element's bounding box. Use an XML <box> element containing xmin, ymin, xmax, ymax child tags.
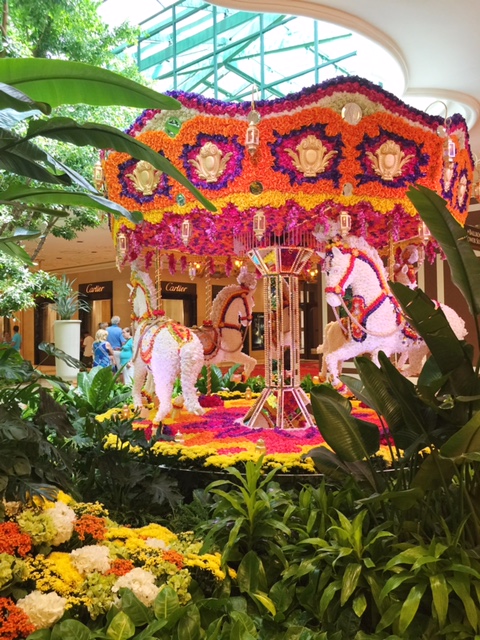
<box><xmin>126</xmin><ymin>161</ymin><xmax>162</xmax><ymax>195</ymax></box>
<box><xmin>366</xmin><ymin>140</ymin><xmax>414</xmax><ymax>181</ymax></box>
<box><xmin>457</xmin><ymin>174</ymin><xmax>468</xmax><ymax>207</ymax></box>
<box><xmin>188</xmin><ymin>142</ymin><xmax>232</xmax><ymax>182</ymax></box>
<box><xmin>443</xmin><ymin>161</ymin><xmax>454</xmax><ymax>190</ymax></box>
<box><xmin>285</xmin><ymin>135</ymin><xmax>337</xmax><ymax>177</ymax></box>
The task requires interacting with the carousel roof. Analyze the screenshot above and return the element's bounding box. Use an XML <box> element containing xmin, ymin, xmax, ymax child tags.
<box><xmin>103</xmin><ymin>75</ymin><xmax>473</xmax><ymax>265</ymax></box>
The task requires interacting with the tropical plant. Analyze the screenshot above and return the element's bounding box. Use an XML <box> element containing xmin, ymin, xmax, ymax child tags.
<box><xmin>308</xmin><ymin>184</ymin><xmax>480</xmax><ymax>545</ymax></box>
<box><xmin>49</xmin><ymin>274</ymin><xmax>90</xmax><ymax>320</ymax></box>
<box><xmin>0</xmin><ymin>57</ymin><xmax>214</xmax><ymax>265</ymax></box>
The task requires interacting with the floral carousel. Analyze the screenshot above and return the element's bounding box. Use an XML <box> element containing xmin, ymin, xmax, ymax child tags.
<box><xmin>98</xmin><ymin>75</ymin><xmax>474</xmax><ymax>473</ymax></box>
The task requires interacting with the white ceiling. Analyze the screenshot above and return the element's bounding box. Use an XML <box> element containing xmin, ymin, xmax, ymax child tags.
<box><xmin>33</xmin><ymin>0</ymin><xmax>480</xmax><ymax>272</ymax></box>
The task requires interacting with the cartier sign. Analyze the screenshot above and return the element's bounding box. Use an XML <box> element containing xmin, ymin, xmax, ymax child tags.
<box><xmin>79</xmin><ymin>281</ymin><xmax>112</xmax><ymax>299</ymax></box>
<box><xmin>162</xmin><ymin>281</ymin><xmax>197</xmax><ymax>297</ymax></box>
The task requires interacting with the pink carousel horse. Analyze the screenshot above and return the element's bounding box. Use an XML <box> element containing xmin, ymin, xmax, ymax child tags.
<box><xmin>192</xmin><ymin>270</ymin><xmax>258</xmax><ymax>380</ymax></box>
<box><xmin>129</xmin><ymin>266</ymin><xmax>205</xmax><ymax>423</ymax></box>
<box><xmin>322</xmin><ymin>235</ymin><xmax>466</xmax><ymax>385</ymax></box>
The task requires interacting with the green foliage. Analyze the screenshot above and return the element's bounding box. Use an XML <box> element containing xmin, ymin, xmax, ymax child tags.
<box><xmin>49</xmin><ymin>274</ymin><xmax>90</xmax><ymax>320</ymax></box>
<box><xmin>200</xmin><ymin>458</ymin><xmax>293</xmax><ymax>568</ymax></box>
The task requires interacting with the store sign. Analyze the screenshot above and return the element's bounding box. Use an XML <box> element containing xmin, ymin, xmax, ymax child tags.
<box><xmin>466</xmin><ymin>225</ymin><xmax>480</xmax><ymax>250</ymax></box>
<box><xmin>79</xmin><ymin>281</ymin><xmax>113</xmax><ymax>299</ymax></box>
<box><xmin>162</xmin><ymin>281</ymin><xmax>197</xmax><ymax>297</ymax></box>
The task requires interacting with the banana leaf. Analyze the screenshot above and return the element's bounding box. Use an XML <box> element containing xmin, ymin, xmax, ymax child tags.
<box><xmin>0</xmin><ymin>240</ymin><xmax>34</xmax><ymax>265</ymax></box>
<box><xmin>0</xmin><ymin>58</ymin><xmax>180</xmax><ymax>111</ymax></box>
<box><xmin>0</xmin><ymin>81</ymin><xmax>50</xmax><ymax>114</ymax></box>
<box><xmin>390</xmin><ymin>282</ymin><xmax>478</xmax><ymax>405</ymax></box>
<box><xmin>25</xmin><ymin>118</ymin><xmax>215</xmax><ymax>212</ymax></box>
<box><xmin>407</xmin><ymin>185</ymin><xmax>480</xmax><ymax>318</ymax></box>
<box><xmin>0</xmin><ymin>185</ymin><xmax>143</xmax><ymax>223</ymax></box>
<box><xmin>310</xmin><ymin>386</ymin><xmax>379</xmax><ymax>461</ymax></box>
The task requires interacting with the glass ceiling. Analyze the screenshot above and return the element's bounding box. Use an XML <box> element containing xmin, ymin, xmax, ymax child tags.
<box><xmin>101</xmin><ymin>0</ymin><xmax>405</xmax><ymax>101</ymax></box>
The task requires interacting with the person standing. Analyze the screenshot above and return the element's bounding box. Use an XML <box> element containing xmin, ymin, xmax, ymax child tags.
<box><xmin>107</xmin><ymin>316</ymin><xmax>124</xmax><ymax>370</ymax></box>
<box><xmin>11</xmin><ymin>326</ymin><xmax>22</xmax><ymax>353</ymax></box>
<box><xmin>119</xmin><ymin>327</ymin><xmax>134</xmax><ymax>385</ymax></box>
<box><xmin>93</xmin><ymin>329</ymin><xmax>114</xmax><ymax>369</ymax></box>
<box><xmin>82</xmin><ymin>331</ymin><xmax>94</xmax><ymax>368</ymax></box>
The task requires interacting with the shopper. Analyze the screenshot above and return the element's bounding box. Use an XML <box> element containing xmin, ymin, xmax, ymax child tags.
<box><xmin>119</xmin><ymin>327</ymin><xmax>134</xmax><ymax>385</ymax></box>
<box><xmin>93</xmin><ymin>329</ymin><xmax>114</xmax><ymax>369</ymax></box>
<box><xmin>82</xmin><ymin>331</ymin><xmax>94</xmax><ymax>368</ymax></box>
<box><xmin>107</xmin><ymin>316</ymin><xmax>124</xmax><ymax>370</ymax></box>
<box><xmin>11</xmin><ymin>326</ymin><xmax>22</xmax><ymax>353</ymax></box>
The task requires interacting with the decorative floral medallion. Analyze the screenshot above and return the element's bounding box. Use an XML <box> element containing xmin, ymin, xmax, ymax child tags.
<box><xmin>366</xmin><ymin>140</ymin><xmax>415</xmax><ymax>181</ymax></box>
<box><xmin>188</xmin><ymin>141</ymin><xmax>233</xmax><ymax>182</ymax></box>
<box><xmin>181</xmin><ymin>134</ymin><xmax>244</xmax><ymax>190</ymax></box>
<box><xmin>285</xmin><ymin>135</ymin><xmax>338</xmax><ymax>177</ymax></box>
<box><xmin>126</xmin><ymin>160</ymin><xmax>162</xmax><ymax>196</ymax></box>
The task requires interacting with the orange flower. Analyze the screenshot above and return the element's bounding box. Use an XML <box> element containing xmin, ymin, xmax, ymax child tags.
<box><xmin>105</xmin><ymin>559</ymin><xmax>135</xmax><ymax>577</ymax></box>
<box><xmin>0</xmin><ymin>523</ymin><xmax>32</xmax><ymax>557</ymax></box>
<box><xmin>0</xmin><ymin>598</ymin><xmax>35</xmax><ymax>640</ymax></box>
<box><xmin>74</xmin><ymin>515</ymin><xmax>107</xmax><ymax>542</ymax></box>
<box><xmin>161</xmin><ymin>550</ymin><xmax>184</xmax><ymax>569</ymax></box>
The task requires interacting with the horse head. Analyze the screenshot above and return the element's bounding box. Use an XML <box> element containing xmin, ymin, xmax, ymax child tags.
<box><xmin>324</xmin><ymin>244</ymin><xmax>352</xmax><ymax>307</ymax></box>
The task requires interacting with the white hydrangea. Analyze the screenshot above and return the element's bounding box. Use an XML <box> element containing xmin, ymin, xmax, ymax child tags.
<box><xmin>112</xmin><ymin>567</ymin><xmax>160</xmax><ymax>606</ymax></box>
<box><xmin>17</xmin><ymin>590</ymin><xmax>67</xmax><ymax>629</ymax></box>
<box><xmin>71</xmin><ymin>545</ymin><xmax>111</xmax><ymax>575</ymax></box>
<box><xmin>47</xmin><ymin>501</ymin><xmax>76</xmax><ymax>546</ymax></box>
<box><xmin>145</xmin><ymin>537</ymin><xmax>167</xmax><ymax>550</ymax></box>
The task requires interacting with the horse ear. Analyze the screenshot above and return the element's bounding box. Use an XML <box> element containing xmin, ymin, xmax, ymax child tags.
<box><xmin>127</xmin><ymin>284</ymin><xmax>134</xmax><ymax>293</ymax></box>
<box><xmin>331</xmin><ymin>246</ymin><xmax>343</xmax><ymax>260</ymax></box>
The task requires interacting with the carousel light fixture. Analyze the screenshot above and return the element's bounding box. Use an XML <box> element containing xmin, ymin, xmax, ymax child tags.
<box><xmin>419</xmin><ymin>221</ymin><xmax>431</xmax><ymax>241</ymax></box>
<box><xmin>253</xmin><ymin>209</ymin><xmax>266</xmax><ymax>241</ymax></box>
<box><xmin>245</xmin><ymin>84</ymin><xmax>260</xmax><ymax>156</ymax></box>
<box><xmin>116</xmin><ymin>231</ymin><xmax>128</xmax><ymax>262</ymax></box>
<box><xmin>181</xmin><ymin>218</ymin><xmax>192</xmax><ymax>246</ymax></box>
<box><xmin>339</xmin><ymin>211</ymin><xmax>352</xmax><ymax>236</ymax></box>
<box><xmin>472</xmin><ymin>154</ymin><xmax>480</xmax><ymax>203</ymax></box>
<box><xmin>93</xmin><ymin>160</ymin><xmax>105</xmax><ymax>192</ymax></box>
<box><xmin>188</xmin><ymin>263</ymin><xmax>197</xmax><ymax>280</ymax></box>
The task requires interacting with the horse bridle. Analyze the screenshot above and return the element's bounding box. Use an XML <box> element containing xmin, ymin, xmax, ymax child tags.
<box><xmin>325</xmin><ymin>244</ymin><xmax>405</xmax><ymax>339</ymax></box>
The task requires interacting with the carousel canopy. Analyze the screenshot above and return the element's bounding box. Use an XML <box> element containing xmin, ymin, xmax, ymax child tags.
<box><xmin>102</xmin><ymin>75</ymin><xmax>473</xmax><ymax>264</ymax></box>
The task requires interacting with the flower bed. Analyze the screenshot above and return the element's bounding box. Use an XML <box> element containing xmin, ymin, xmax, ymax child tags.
<box><xmin>0</xmin><ymin>494</ymin><xmax>228</xmax><ymax>637</ymax></box>
<box><xmin>99</xmin><ymin>397</ymin><xmax>394</xmax><ymax>474</ymax></box>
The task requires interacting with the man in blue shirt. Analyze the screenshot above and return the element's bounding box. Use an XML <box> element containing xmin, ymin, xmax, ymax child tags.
<box><xmin>11</xmin><ymin>326</ymin><xmax>22</xmax><ymax>353</ymax></box>
<box><xmin>107</xmin><ymin>316</ymin><xmax>125</xmax><ymax>370</ymax></box>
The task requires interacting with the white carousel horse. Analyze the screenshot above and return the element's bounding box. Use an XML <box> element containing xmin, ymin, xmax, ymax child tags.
<box><xmin>192</xmin><ymin>270</ymin><xmax>258</xmax><ymax>380</ymax></box>
<box><xmin>129</xmin><ymin>266</ymin><xmax>205</xmax><ymax>423</ymax></box>
<box><xmin>322</xmin><ymin>235</ymin><xmax>467</xmax><ymax>384</ymax></box>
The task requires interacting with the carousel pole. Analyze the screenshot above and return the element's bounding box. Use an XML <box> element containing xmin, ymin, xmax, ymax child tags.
<box><xmin>243</xmin><ymin>240</ymin><xmax>315</xmax><ymax>429</ymax></box>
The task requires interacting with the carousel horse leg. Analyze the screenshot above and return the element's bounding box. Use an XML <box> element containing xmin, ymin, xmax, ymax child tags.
<box><xmin>132</xmin><ymin>358</ymin><xmax>148</xmax><ymax>412</ymax></box>
<box><xmin>233</xmin><ymin>352</ymin><xmax>257</xmax><ymax>381</ymax></box>
<box><xmin>150</xmin><ymin>353</ymin><xmax>178</xmax><ymax>423</ymax></box>
<box><xmin>180</xmin><ymin>340</ymin><xmax>205</xmax><ymax>416</ymax></box>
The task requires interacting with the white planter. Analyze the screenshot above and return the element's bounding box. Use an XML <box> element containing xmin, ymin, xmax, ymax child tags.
<box><xmin>54</xmin><ymin>319</ymin><xmax>81</xmax><ymax>381</ymax></box>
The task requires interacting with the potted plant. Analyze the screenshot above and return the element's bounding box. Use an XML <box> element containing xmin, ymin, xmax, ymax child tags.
<box><xmin>51</xmin><ymin>275</ymin><xmax>90</xmax><ymax>380</ymax></box>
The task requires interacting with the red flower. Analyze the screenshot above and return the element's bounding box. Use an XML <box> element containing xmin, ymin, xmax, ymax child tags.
<box><xmin>0</xmin><ymin>598</ymin><xmax>35</xmax><ymax>640</ymax></box>
<box><xmin>0</xmin><ymin>523</ymin><xmax>32</xmax><ymax>557</ymax></box>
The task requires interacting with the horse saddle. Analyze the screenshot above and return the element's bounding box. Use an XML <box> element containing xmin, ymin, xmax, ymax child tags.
<box><xmin>192</xmin><ymin>323</ymin><xmax>219</xmax><ymax>357</ymax></box>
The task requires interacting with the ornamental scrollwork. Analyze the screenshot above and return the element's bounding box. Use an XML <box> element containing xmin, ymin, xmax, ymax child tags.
<box><xmin>126</xmin><ymin>161</ymin><xmax>162</xmax><ymax>195</ymax></box>
<box><xmin>285</xmin><ymin>135</ymin><xmax>337</xmax><ymax>177</ymax></box>
<box><xmin>366</xmin><ymin>140</ymin><xmax>414</xmax><ymax>181</ymax></box>
<box><xmin>188</xmin><ymin>141</ymin><xmax>232</xmax><ymax>183</ymax></box>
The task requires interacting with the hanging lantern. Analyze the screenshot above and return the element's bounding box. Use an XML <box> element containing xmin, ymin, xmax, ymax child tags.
<box><xmin>419</xmin><ymin>221</ymin><xmax>431</xmax><ymax>241</ymax></box>
<box><xmin>93</xmin><ymin>160</ymin><xmax>105</xmax><ymax>192</ymax></box>
<box><xmin>253</xmin><ymin>209</ymin><xmax>266</xmax><ymax>241</ymax></box>
<box><xmin>181</xmin><ymin>219</ymin><xmax>192</xmax><ymax>246</ymax></box>
<box><xmin>188</xmin><ymin>264</ymin><xmax>197</xmax><ymax>280</ymax></box>
<box><xmin>445</xmin><ymin>137</ymin><xmax>457</xmax><ymax>159</ymax></box>
<box><xmin>339</xmin><ymin>211</ymin><xmax>352</xmax><ymax>236</ymax></box>
<box><xmin>245</xmin><ymin>84</ymin><xmax>261</xmax><ymax>156</ymax></box>
<box><xmin>116</xmin><ymin>231</ymin><xmax>128</xmax><ymax>260</ymax></box>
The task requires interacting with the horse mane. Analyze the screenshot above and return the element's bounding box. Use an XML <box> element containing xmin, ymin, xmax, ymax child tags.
<box><xmin>210</xmin><ymin>284</ymin><xmax>246</xmax><ymax>325</ymax></box>
<box><xmin>337</xmin><ymin>235</ymin><xmax>388</xmax><ymax>281</ymax></box>
<box><xmin>131</xmin><ymin>265</ymin><xmax>158</xmax><ymax>310</ymax></box>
